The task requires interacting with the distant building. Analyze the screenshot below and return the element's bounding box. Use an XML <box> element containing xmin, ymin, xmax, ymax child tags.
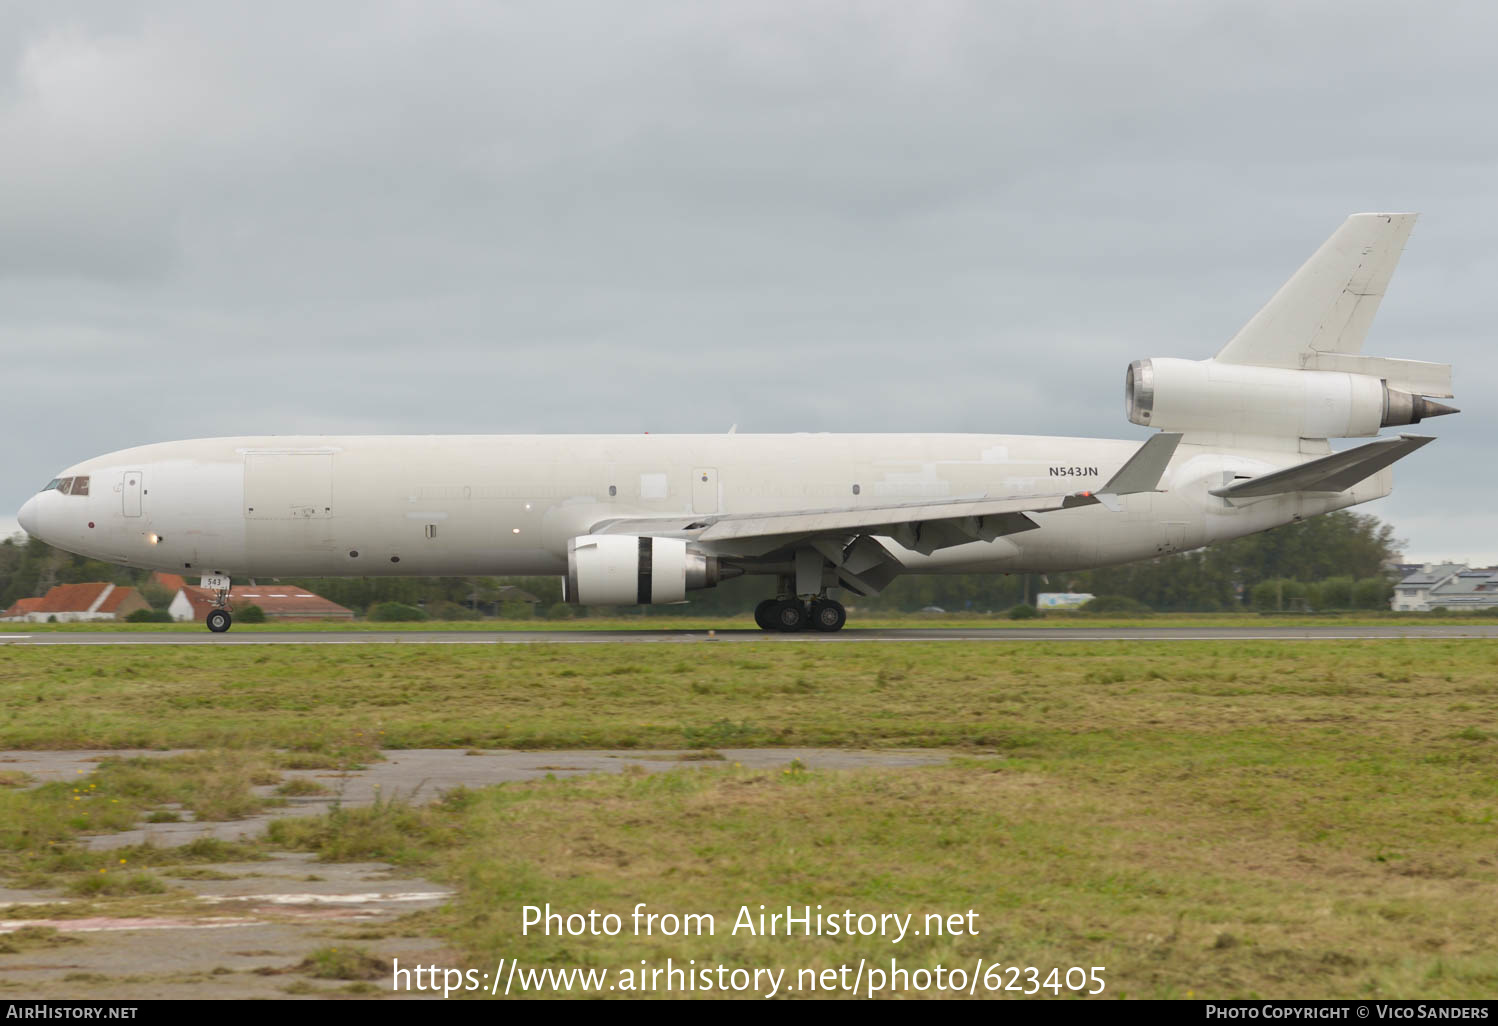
<box><xmin>168</xmin><ymin>584</ymin><xmax>354</xmax><ymax>622</ymax></box>
<box><xmin>0</xmin><ymin>597</ymin><xmax>45</xmax><ymax>621</ymax></box>
<box><xmin>0</xmin><ymin>582</ymin><xmax>150</xmax><ymax>623</ymax></box>
<box><xmin>1036</xmin><ymin>592</ymin><xmax>1095</xmax><ymax>610</ymax></box>
<box><xmin>149</xmin><ymin>572</ymin><xmax>188</xmax><ymax>593</ymax></box>
<box><xmin>1391</xmin><ymin>564</ymin><xmax>1498</xmax><ymax>612</ymax></box>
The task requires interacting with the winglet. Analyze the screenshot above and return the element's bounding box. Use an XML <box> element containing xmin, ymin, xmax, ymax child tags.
<box><xmin>1078</xmin><ymin>432</ymin><xmax>1182</xmax><ymax>512</ymax></box>
<box><xmin>1103</xmin><ymin>432</ymin><xmax>1182</xmax><ymax>493</ymax></box>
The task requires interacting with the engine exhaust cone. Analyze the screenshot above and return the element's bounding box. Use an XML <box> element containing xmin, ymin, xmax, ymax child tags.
<box><xmin>1382</xmin><ymin>388</ymin><xmax>1461</xmax><ymax>427</ymax></box>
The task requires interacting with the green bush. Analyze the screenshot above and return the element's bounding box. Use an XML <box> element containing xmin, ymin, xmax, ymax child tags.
<box><xmin>543</xmin><ymin>602</ymin><xmax>572</xmax><ymax>619</ymax></box>
<box><xmin>497</xmin><ymin>600</ymin><xmax>535</xmax><ymax>620</ymax></box>
<box><xmin>138</xmin><ymin>580</ymin><xmax>175</xmax><ymax>611</ymax></box>
<box><xmin>1352</xmin><ymin>576</ymin><xmax>1392</xmax><ymax>609</ymax></box>
<box><xmin>1078</xmin><ymin>595</ymin><xmax>1153</xmax><ymax>615</ymax></box>
<box><xmin>235</xmin><ymin>604</ymin><xmax>266</xmax><ymax>623</ymax></box>
<box><xmin>125</xmin><ymin>608</ymin><xmax>173</xmax><ymax>623</ymax></box>
<box><xmin>1316</xmin><ymin>576</ymin><xmax>1356</xmax><ymax>609</ymax></box>
<box><xmin>423</xmin><ymin>599</ymin><xmax>481</xmax><ymax>621</ymax></box>
<box><xmin>368</xmin><ymin>601</ymin><xmax>428</xmax><ymax>622</ymax></box>
<box><xmin>1250</xmin><ymin>578</ymin><xmax>1308</xmax><ymax>611</ymax></box>
<box><xmin>1006</xmin><ymin>603</ymin><xmax>1039</xmax><ymax>620</ymax></box>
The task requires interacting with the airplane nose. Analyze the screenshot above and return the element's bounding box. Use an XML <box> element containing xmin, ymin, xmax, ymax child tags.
<box><xmin>17</xmin><ymin>495</ymin><xmax>39</xmax><ymax>537</ymax></box>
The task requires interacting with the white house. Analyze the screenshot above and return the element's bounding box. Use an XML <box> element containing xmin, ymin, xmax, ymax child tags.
<box><xmin>1391</xmin><ymin>564</ymin><xmax>1498</xmax><ymax>612</ymax></box>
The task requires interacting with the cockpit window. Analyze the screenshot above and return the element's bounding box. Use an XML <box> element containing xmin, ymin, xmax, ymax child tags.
<box><xmin>41</xmin><ymin>475</ymin><xmax>88</xmax><ymax>495</ymax></box>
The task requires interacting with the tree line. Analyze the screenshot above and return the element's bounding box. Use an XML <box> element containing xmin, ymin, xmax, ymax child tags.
<box><xmin>1</xmin><ymin>509</ymin><xmax>1404</xmax><ymax>618</ymax></box>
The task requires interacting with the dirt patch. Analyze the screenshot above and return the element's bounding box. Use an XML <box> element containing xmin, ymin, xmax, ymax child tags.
<box><xmin>0</xmin><ymin>852</ymin><xmax>452</xmax><ymax>999</ymax></box>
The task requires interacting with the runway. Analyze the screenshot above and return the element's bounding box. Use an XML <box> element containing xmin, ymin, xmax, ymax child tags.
<box><xmin>4</xmin><ymin>625</ymin><xmax>1497</xmax><ymax>645</ymax></box>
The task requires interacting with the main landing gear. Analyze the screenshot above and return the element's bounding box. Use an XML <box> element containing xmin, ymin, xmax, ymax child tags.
<box><xmin>754</xmin><ymin>596</ymin><xmax>846</xmax><ymax>633</ymax></box>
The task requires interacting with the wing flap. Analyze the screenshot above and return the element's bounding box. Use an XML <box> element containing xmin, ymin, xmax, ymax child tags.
<box><xmin>696</xmin><ymin>494</ymin><xmax>1068</xmax><ymax>543</ymax></box>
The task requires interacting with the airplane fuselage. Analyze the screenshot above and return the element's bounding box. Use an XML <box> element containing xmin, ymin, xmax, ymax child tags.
<box><xmin>17</xmin><ymin>432</ymin><xmax>1384</xmax><ymax>583</ymax></box>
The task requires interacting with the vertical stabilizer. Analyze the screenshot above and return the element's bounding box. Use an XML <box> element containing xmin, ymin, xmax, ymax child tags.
<box><xmin>1215</xmin><ymin>213</ymin><xmax>1417</xmax><ymax>370</ymax></box>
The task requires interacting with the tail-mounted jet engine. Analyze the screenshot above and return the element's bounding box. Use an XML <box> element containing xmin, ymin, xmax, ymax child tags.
<box><xmin>1125</xmin><ymin>358</ymin><xmax>1457</xmax><ymax>438</ymax></box>
<box><xmin>565</xmin><ymin>535</ymin><xmax>727</xmax><ymax>605</ymax></box>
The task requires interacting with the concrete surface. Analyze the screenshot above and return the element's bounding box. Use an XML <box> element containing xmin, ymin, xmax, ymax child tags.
<box><xmin>2</xmin><ymin>747</ymin><xmax>950</xmax><ymax>849</ymax></box>
<box><xmin>0</xmin><ymin>746</ymin><xmax>952</xmax><ymax>999</ymax></box>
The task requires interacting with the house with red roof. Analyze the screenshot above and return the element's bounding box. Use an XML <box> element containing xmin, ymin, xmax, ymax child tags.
<box><xmin>149</xmin><ymin>572</ymin><xmax>188</xmax><ymax>593</ymax></box>
<box><xmin>167</xmin><ymin>584</ymin><xmax>353</xmax><ymax>622</ymax></box>
<box><xmin>0</xmin><ymin>597</ymin><xmax>46</xmax><ymax>621</ymax></box>
<box><xmin>1</xmin><ymin>583</ymin><xmax>150</xmax><ymax>623</ymax></box>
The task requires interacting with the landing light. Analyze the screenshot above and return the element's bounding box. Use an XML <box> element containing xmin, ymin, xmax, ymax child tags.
<box><xmin>148</xmin><ymin>533</ymin><xmax>160</xmax><ymax>544</ymax></box>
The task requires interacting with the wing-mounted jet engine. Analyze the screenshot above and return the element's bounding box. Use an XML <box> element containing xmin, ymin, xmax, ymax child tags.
<box><xmin>564</xmin><ymin>535</ymin><xmax>731</xmax><ymax>605</ymax></box>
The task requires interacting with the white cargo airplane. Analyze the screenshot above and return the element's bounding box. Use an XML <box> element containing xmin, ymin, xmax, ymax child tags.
<box><xmin>16</xmin><ymin>213</ymin><xmax>1456</xmax><ymax>633</ymax></box>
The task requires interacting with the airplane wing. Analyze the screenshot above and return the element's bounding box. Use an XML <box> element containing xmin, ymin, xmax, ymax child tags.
<box><xmin>1209</xmin><ymin>434</ymin><xmax>1433</xmax><ymax>500</ymax></box>
<box><xmin>591</xmin><ymin>433</ymin><xmax>1183</xmax><ymax>557</ymax></box>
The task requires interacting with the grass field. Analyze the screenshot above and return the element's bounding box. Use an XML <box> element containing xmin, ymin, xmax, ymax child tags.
<box><xmin>2</xmin><ymin>640</ymin><xmax>1496</xmax><ymax>752</ymax></box>
<box><xmin>2</xmin><ymin>640</ymin><xmax>1496</xmax><ymax>998</ymax></box>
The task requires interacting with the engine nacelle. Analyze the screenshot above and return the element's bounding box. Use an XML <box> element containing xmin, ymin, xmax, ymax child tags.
<box><xmin>564</xmin><ymin>535</ymin><xmax>722</xmax><ymax>605</ymax></box>
<box><xmin>1125</xmin><ymin>358</ymin><xmax>1454</xmax><ymax>438</ymax></box>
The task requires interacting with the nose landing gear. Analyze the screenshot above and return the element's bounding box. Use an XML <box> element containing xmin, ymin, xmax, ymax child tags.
<box><xmin>203</xmin><ymin>576</ymin><xmax>233</xmax><ymax>632</ymax></box>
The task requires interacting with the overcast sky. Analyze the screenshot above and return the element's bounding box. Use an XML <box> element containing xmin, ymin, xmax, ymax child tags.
<box><xmin>3</xmin><ymin>1</ymin><xmax>1493</xmax><ymax>563</ymax></box>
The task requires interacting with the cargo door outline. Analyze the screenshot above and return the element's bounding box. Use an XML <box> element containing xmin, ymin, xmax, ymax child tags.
<box><xmin>242</xmin><ymin>452</ymin><xmax>336</xmax><ymax>572</ymax></box>
<box><xmin>122</xmin><ymin>471</ymin><xmax>143</xmax><ymax>517</ymax></box>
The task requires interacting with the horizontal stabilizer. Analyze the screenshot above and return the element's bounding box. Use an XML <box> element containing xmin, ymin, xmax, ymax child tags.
<box><xmin>1209</xmin><ymin>434</ymin><xmax>1434</xmax><ymax>499</ymax></box>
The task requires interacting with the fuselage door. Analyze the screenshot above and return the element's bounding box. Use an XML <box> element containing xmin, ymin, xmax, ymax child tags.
<box><xmin>692</xmin><ymin>467</ymin><xmax>719</xmax><ymax>514</ymax></box>
<box><xmin>123</xmin><ymin>471</ymin><xmax>143</xmax><ymax>517</ymax></box>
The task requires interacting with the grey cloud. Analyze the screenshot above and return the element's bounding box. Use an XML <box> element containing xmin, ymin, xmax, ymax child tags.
<box><xmin>2</xmin><ymin>0</ymin><xmax>1494</xmax><ymax>560</ymax></box>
